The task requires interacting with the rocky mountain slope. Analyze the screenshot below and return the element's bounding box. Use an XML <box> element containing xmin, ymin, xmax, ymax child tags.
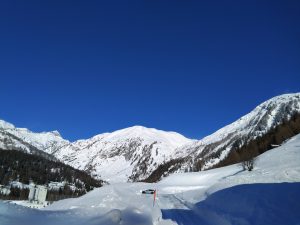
<box><xmin>0</xmin><ymin>120</ymin><xmax>68</xmax><ymax>160</ymax></box>
<box><xmin>0</xmin><ymin>121</ymin><xmax>193</xmax><ymax>183</ymax></box>
<box><xmin>188</xmin><ymin>93</ymin><xmax>300</xmax><ymax>164</ymax></box>
<box><xmin>145</xmin><ymin>93</ymin><xmax>300</xmax><ymax>181</ymax></box>
<box><xmin>50</xmin><ymin>126</ymin><xmax>193</xmax><ymax>183</ymax></box>
<box><xmin>1</xmin><ymin>93</ymin><xmax>300</xmax><ymax>183</ymax></box>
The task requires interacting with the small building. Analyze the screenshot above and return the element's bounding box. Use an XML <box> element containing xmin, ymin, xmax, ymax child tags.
<box><xmin>28</xmin><ymin>183</ymin><xmax>47</xmax><ymax>204</ymax></box>
<box><xmin>48</xmin><ymin>181</ymin><xmax>66</xmax><ymax>191</ymax></box>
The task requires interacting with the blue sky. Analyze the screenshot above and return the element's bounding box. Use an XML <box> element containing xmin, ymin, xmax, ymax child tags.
<box><xmin>0</xmin><ymin>1</ymin><xmax>299</xmax><ymax>141</ymax></box>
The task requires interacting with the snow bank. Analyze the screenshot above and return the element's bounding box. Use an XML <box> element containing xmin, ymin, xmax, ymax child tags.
<box><xmin>0</xmin><ymin>201</ymin><xmax>153</xmax><ymax>225</ymax></box>
<box><xmin>162</xmin><ymin>182</ymin><xmax>300</xmax><ymax>225</ymax></box>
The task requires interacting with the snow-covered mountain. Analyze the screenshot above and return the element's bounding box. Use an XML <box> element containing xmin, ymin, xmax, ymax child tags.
<box><xmin>1</xmin><ymin>93</ymin><xmax>300</xmax><ymax>183</ymax></box>
<box><xmin>50</xmin><ymin>126</ymin><xmax>193</xmax><ymax>183</ymax></box>
<box><xmin>169</xmin><ymin>93</ymin><xmax>300</xmax><ymax>173</ymax></box>
<box><xmin>0</xmin><ymin>120</ymin><xmax>68</xmax><ymax>160</ymax></box>
<box><xmin>0</xmin><ymin>120</ymin><xmax>193</xmax><ymax>182</ymax></box>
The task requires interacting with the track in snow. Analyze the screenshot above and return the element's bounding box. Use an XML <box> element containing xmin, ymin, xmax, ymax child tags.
<box><xmin>158</xmin><ymin>194</ymin><xmax>204</xmax><ymax>225</ymax></box>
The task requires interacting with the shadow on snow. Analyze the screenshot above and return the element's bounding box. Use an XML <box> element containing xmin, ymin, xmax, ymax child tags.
<box><xmin>162</xmin><ymin>182</ymin><xmax>300</xmax><ymax>225</ymax></box>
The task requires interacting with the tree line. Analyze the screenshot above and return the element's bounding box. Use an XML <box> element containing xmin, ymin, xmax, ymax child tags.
<box><xmin>0</xmin><ymin>149</ymin><xmax>103</xmax><ymax>201</ymax></box>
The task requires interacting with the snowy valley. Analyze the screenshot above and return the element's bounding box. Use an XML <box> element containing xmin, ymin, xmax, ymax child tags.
<box><xmin>1</xmin><ymin>130</ymin><xmax>300</xmax><ymax>225</ymax></box>
<box><xmin>1</xmin><ymin>93</ymin><xmax>300</xmax><ymax>225</ymax></box>
<box><xmin>1</xmin><ymin>93</ymin><xmax>300</xmax><ymax>183</ymax></box>
<box><xmin>1</xmin><ymin>0</ymin><xmax>299</xmax><ymax>223</ymax></box>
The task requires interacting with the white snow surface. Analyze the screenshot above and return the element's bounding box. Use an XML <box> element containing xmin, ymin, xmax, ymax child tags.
<box><xmin>1</xmin><ymin>132</ymin><xmax>300</xmax><ymax>225</ymax></box>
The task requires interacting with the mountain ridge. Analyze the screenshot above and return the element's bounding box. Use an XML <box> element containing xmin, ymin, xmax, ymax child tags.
<box><xmin>145</xmin><ymin>93</ymin><xmax>300</xmax><ymax>181</ymax></box>
<box><xmin>1</xmin><ymin>92</ymin><xmax>300</xmax><ymax>182</ymax></box>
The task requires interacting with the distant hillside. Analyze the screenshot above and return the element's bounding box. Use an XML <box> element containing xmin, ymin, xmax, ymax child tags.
<box><xmin>0</xmin><ymin>149</ymin><xmax>103</xmax><ymax>201</ymax></box>
<box><xmin>144</xmin><ymin>94</ymin><xmax>300</xmax><ymax>182</ymax></box>
<box><xmin>0</xmin><ymin>119</ymin><xmax>193</xmax><ymax>183</ymax></box>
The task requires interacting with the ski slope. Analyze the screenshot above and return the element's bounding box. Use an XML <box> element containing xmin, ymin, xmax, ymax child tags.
<box><xmin>1</xmin><ymin>133</ymin><xmax>300</xmax><ymax>225</ymax></box>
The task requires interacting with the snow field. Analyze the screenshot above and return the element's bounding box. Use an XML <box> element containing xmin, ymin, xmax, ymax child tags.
<box><xmin>1</xmin><ymin>133</ymin><xmax>300</xmax><ymax>225</ymax></box>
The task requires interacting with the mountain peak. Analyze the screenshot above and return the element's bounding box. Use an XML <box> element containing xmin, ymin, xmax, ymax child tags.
<box><xmin>103</xmin><ymin>125</ymin><xmax>193</xmax><ymax>147</ymax></box>
<box><xmin>51</xmin><ymin>125</ymin><xmax>194</xmax><ymax>182</ymax></box>
<box><xmin>0</xmin><ymin>119</ymin><xmax>15</xmax><ymax>129</ymax></box>
<box><xmin>198</xmin><ymin>92</ymin><xmax>300</xmax><ymax>145</ymax></box>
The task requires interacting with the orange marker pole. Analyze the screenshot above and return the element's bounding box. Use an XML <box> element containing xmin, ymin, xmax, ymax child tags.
<box><xmin>153</xmin><ymin>189</ymin><xmax>157</xmax><ymax>207</ymax></box>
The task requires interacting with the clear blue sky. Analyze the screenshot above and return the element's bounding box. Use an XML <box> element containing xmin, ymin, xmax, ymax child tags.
<box><xmin>0</xmin><ymin>1</ymin><xmax>299</xmax><ymax>141</ymax></box>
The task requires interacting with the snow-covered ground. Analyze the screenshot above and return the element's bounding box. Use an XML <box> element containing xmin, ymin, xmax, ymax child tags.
<box><xmin>1</xmin><ymin>134</ymin><xmax>300</xmax><ymax>225</ymax></box>
<box><xmin>9</xmin><ymin>200</ymin><xmax>49</xmax><ymax>209</ymax></box>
